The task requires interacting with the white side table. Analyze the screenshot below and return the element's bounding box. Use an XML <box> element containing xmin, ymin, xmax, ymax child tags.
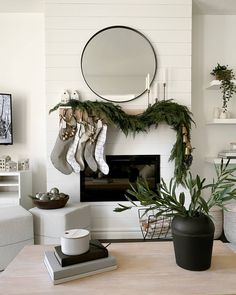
<box><xmin>0</xmin><ymin>170</ymin><xmax>32</xmax><ymax>209</ymax></box>
<box><xmin>29</xmin><ymin>203</ymin><xmax>90</xmax><ymax>244</ymax></box>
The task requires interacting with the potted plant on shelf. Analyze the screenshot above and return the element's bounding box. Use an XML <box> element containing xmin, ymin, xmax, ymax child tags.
<box><xmin>114</xmin><ymin>160</ymin><xmax>236</xmax><ymax>271</ymax></box>
<box><xmin>210</xmin><ymin>63</ymin><xmax>236</xmax><ymax>118</ymax></box>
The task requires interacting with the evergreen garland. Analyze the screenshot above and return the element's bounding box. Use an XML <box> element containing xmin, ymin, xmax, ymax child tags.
<box><xmin>50</xmin><ymin>99</ymin><xmax>194</xmax><ymax>183</ymax></box>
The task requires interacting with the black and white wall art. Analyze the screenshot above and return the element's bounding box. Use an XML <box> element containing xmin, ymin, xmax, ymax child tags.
<box><xmin>0</xmin><ymin>94</ymin><xmax>13</xmax><ymax>145</ymax></box>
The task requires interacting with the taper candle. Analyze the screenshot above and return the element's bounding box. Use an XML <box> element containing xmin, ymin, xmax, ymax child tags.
<box><xmin>156</xmin><ymin>81</ymin><xmax>159</xmax><ymax>98</ymax></box>
<box><xmin>163</xmin><ymin>68</ymin><xmax>167</xmax><ymax>84</ymax></box>
<box><xmin>147</xmin><ymin>73</ymin><xmax>150</xmax><ymax>90</ymax></box>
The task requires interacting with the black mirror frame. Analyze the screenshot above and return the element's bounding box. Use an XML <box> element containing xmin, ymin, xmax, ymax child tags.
<box><xmin>81</xmin><ymin>25</ymin><xmax>157</xmax><ymax>103</ymax></box>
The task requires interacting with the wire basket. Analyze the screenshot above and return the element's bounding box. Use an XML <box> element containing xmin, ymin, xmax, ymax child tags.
<box><xmin>138</xmin><ymin>208</ymin><xmax>172</xmax><ymax>240</ymax></box>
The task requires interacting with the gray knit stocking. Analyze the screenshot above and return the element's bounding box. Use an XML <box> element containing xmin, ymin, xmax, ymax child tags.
<box><xmin>84</xmin><ymin>121</ymin><xmax>102</xmax><ymax>172</ymax></box>
<box><xmin>50</xmin><ymin>128</ymin><xmax>73</xmax><ymax>175</ymax></box>
<box><xmin>75</xmin><ymin>123</ymin><xmax>91</xmax><ymax>171</ymax></box>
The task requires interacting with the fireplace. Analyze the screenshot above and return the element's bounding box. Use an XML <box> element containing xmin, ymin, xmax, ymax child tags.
<box><xmin>80</xmin><ymin>155</ymin><xmax>160</xmax><ymax>202</ymax></box>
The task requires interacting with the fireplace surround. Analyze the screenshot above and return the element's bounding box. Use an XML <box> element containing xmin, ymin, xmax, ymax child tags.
<box><xmin>80</xmin><ymin>155</ymin><xmax>160</xmax><ymax>202</ymax></box>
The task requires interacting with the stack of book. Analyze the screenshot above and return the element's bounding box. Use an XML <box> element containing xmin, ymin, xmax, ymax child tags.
<box><xmin>218</xmin><ymin>150</ymin><xmax>236</xmax><ymax>159</ymax></box>
<box><xmin>44</xmin><ymin>239</ymin><xmax>117</xmax><ymax>285</ymax></box>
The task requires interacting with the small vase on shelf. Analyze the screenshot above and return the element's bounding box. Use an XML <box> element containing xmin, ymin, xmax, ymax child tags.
<box><xmin>219</xmin><ymin>109</ymin><xmax>230</xmax><ymax>119</ymax></box>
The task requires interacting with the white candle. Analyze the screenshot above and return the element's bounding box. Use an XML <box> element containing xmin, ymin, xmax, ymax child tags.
<box><xmin>156</xmin><ymin>82</ymin><xmax>159</xmax><ymax>98</ymax></box>
<box><xmin>163</xmin><ymin>68</ymin><xmax>167</xmax><ymax>84</ymax></box>
<box><xmin>61</xmin><ymin>229</ymin><xmax>90</xmax><ymax>255</ymax></box>
<box><xmin>147</xmin><ymin>73</ymin><xmax>150</xmax><ymax>90</ymax></box>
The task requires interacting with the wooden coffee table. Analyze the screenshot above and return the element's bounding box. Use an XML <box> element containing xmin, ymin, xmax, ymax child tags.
<box><xmin>0</xmin><ymin>241</ymin><xmax>236</xmax><ymax>294</ymax></box>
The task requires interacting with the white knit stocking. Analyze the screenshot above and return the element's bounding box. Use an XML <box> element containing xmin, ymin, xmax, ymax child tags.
<box><xmin>66</xmin><ymin>123</ymin><xmax>81</xmax><ymax>174</ymax></box>
<box><xmin>95</xmin><ymin>124</ymin><xmax>109</xmax><ymax>175</ymax></box>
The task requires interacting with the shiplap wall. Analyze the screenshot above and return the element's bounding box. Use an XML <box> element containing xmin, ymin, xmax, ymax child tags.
<box><xmin>45</xmin><ymin>0</ymin><xmax>192</xmax><ymax>239</ymax></box>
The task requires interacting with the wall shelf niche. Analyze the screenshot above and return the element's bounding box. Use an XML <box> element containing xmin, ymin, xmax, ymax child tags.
<box><xmin>205</xmin><ymin>157</ymin><xmax>236</xmax><ymax>165</ymax></box>
<box><xmin>207</xmin><ymin>118</ymin><xmax>236</xmax><ymax>125</ymax></box>
<box><xmin>207</xmin><ymin>80</ymin><xmax>236</xmax><ymax>90</ymax></box>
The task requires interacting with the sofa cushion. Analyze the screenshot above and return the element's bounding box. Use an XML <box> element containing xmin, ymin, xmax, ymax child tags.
<box><xmin>0</xmin><ymin>206</ymin><xmax>33</xmax><ymax>246</ymax></box>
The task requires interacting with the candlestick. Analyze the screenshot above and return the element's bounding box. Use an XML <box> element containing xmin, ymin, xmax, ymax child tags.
<box><xmin>163</xmin><ymin>83</ymin><xmax>166</xmax><ymax>100</ymax></box>
<box><xmin>155</xmin><ymin>82</ymin><xmax>159</xmax><ymax>103</ymax></box>
<box><xmin>162</xmin><ymin>68</ymin><xmax>167</xmax><ymax>100</ymax></box>
<box><xmin>147</xmin><ymin>89</ymin><xmax>150</xmax><ymax>107</ymax></box>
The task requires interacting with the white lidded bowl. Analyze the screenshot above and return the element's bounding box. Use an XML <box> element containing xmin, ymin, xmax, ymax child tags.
<box><xmin>61</xmin><ymin>229</ymin><xmax>90</xmax><ymax>256</ymax></box>
<box><xmin>230</xmin><ymin>142</ymin><xmax>236</xmax><ymax>150</ymax></box>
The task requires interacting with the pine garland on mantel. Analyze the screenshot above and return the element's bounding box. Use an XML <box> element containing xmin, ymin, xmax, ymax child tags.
<box><xmin>50</xmin><ymin>99</ymin><xmax>194</xmax><ymax>183</ymax></box>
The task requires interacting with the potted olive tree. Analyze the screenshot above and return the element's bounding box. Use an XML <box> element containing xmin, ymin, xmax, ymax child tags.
<box><xmin>114</xmin><ymin>160</ymin><xmax>236</xmax><ymax>271</ymax></box>
<box><xmin>210</xmin><ymin>63</ymin><xmax>236</xmax><ymax>118</ymax></box>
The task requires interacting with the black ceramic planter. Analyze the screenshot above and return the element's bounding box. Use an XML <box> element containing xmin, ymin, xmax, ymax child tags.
<box><xmin>171</xmin><ymin>214</ymin><xmax>215</xmax><ymax>271</ymax></box>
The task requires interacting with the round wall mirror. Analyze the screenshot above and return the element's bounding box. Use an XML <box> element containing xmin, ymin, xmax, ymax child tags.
<box><xmin>81</xmin><ymin>26</ymin><xmax>157</xmax><ymax>103</ymax></box>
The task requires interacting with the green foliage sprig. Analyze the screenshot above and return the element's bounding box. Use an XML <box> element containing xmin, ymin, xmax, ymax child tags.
<box><xmin>210</xmin><ymin>63</ymin><xmax>231</xmax><ymax>80</ymax></box>
<box><xmin>211</xmin><ymin>63</ymin><xmax>236</xmax><ymax>112</ymax></box>
<box><xmin>50</xmin><ymin>99</ymin><xmax>194</xmax><ymax>183</ymax></box>
<box><xmin>114</xmin><ymin>159</ymin><xmax>236</xmax><ymax>218</ymax></box>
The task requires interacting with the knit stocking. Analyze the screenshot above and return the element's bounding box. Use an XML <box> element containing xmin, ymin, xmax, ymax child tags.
<box><xmin>50</xmin><ymin>128</ymin><xmax>73</xmax><ymax>175</ymax></box>
<box><xmin>84</xmin><ymin>120</ymin><xmax>102</xmax><ymax>172</ymax></box>
<box><xmin>94</xmin><ymin>123</ymin><xmax>109</xmax><ymax>175</ymax></box>
<box><xmin>66</xmin><ymin>123</ymin><xmax>81</xmax><ymax>174</ymax></box>
<box><xmin>75</xmin><ymin>123</ymin><xmax>93</xmax><ymax>171</ymax></box>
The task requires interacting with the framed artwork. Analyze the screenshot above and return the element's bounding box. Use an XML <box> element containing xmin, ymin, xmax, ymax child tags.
<box><xmin>0</xmin><ymin>94</ymin><xmax>13</xmax><ymax>145</ymax></box>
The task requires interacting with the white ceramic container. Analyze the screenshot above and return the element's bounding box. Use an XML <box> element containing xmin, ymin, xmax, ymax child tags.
<box><xmin>230</xmin><ymin>142</ymin><xmax>236</xmax><ymax>150</ymax></box>
<box><xmin>61</xmin><ymin>229</ymin><xmax>90</xmax><ymax>255</ymax></box>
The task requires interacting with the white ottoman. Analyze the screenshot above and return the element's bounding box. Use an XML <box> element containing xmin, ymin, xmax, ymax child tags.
<box><xmin>29</xmin><ymin>203</ymin><xmax>90</xmax><ymax>244</ymax></box>
<box><xmin>0</xmin><ymin>206</ymin><xmax>33</xmax><ymax>270</ymax></box>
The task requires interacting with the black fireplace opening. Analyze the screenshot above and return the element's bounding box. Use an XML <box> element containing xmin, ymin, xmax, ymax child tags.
<box><xmin>80</xmin><ymin>155</ymin><xmax>160</xmax><ymax>202</ymax></box>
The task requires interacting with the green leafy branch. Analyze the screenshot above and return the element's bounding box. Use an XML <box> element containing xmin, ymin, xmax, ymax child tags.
<box><xmin>205</xmin><ymin>160</ymin><xmax>236</xmax><ymax>210</ymax></box>
<box><xmin>114</xmin><ymin>160</ymin><xmax>236</xmax><ymax>218</ymax></box>
<box><xmin>50</xmin><ymin>99</ymin><xmax>194</xmax><ymax>183</ymax></box>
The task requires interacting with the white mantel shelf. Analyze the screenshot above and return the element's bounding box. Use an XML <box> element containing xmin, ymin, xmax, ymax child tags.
<box><xmin>207</xmin><ymin>118</ymin><xmax>236</xmax><ymax>124</ymax></box>
<box><xmin>206</xmin><ymin>157</ymin><xmax>236</xmax><ymax>164</ymax></box>
<box><xmin>207</xmin><ymin>80</ymin><xmax>236</xmax><ymax>90</ymax></box>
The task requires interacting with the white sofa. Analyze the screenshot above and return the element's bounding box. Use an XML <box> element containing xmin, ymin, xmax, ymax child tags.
<box><xmin>0</xmin><ymin>206</ymin><xmax>34</xmax><ymax>270</ymax></box>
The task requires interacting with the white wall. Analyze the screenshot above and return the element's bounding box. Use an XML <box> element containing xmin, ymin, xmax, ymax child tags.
<box><xmin>192</xmin><ymin>15</ymin><xmax>236</xmax><ymax>182</ymax></box>
<box><xmin>45</xmin><ymin>0</ymin><xmax>192</xmax><ymax>239</ymax></box>
<box><xmin>0</xmin><ymin>0</ymin><xmax>44</xmax><ymax>13</ymax></box>
<box><xmin>0</xmin><ymin>13</ymin><xmax>47</xmax><ymax>194</ymax></box>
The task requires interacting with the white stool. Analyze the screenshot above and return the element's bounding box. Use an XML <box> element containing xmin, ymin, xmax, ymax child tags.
<box><xmin>224</xmin><ymin>204</ymin><xmax>236</xmax><ymax>243</ymax></box>
<box><xmin>0</xmin><ymin>206</ymin><xmax>33</xmax><ymax>270</ymax></box>
<box><xmin>29</xmin><ymin>203</ymin><xmax>90</xmax><ymax>244</ymax></box>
